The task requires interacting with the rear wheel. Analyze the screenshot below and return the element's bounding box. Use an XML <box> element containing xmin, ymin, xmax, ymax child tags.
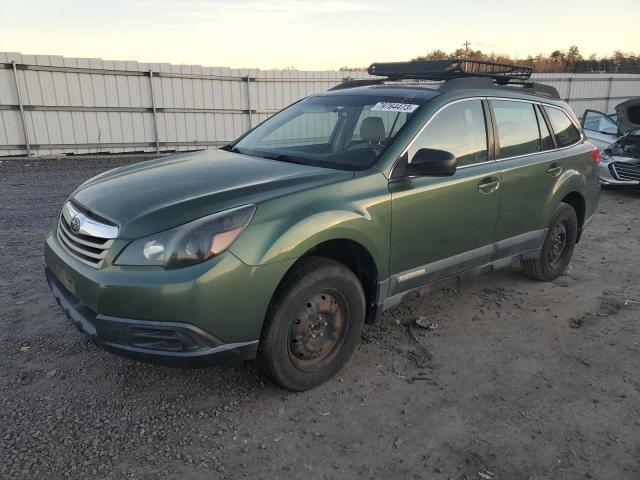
<box><xmin>522</xmin><ymin>202</ymin><xmax>578</xmax><ymax>281</ymax></box>
<box><xmin>257</xmin><ymin>257</ymin><xmax>365</xmax><ymax>391</ymax></box>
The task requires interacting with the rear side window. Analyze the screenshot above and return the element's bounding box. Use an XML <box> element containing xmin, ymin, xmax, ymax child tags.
<box><xmin>544</xmin><ymin>107</ymin><xmax>581</xmax><ymax>147</ymax></box>
<box><xmin>408</xmin><ymin>99</ymin><xmax>487</xmax><ymax>167</ymax></box>
<box><xmin>535</xmin><ymin>105</ymin><xmax>555</xmax><ymax>150</ymax></box>
<box><xmin>491</xmin><ymin>100</ymin><xmax>541</xmax><ymax>158</ymax></box>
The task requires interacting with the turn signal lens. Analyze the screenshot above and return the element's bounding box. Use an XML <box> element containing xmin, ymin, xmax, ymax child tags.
<box><xmin>591</xmin><ymin>147</ymin><xmax>600</xmax><ymax>165</ymax></box>
<box><xmin>210</xmin><ymin>226</ymin><xmax>244</xmax><ymax>256</ymax></box>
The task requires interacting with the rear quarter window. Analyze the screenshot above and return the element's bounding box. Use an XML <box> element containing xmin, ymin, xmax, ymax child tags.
<box><xmin>544</xmin><ymin>107</ymin><xmax>582</xmax><ymax>148</ymax></box>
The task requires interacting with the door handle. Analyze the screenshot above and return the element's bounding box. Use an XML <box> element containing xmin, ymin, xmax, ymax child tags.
<box><xmin>478</xmin><ymin>177</ymin><xmax>500</xmax><ymax>194</ymax></box>
<box><xmin>547</xmin><ymin>164</ymin><xmax>563</xmax><ymax>177</ymax></box>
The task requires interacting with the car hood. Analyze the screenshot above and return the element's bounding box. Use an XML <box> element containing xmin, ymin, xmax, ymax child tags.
<box><xmin>605</xmin><ymin>130</ymin><xmax>640</xmax><ymax>160</ymax></box>
<box><xmin>71</xmin><ymin>149</ymin><xmax>352</xmax><ymax>239</ymax></box>
<box><xmin>615</xmin><ymin>98</ymin><xmax>640</xmax><ymax>135</ymax></box>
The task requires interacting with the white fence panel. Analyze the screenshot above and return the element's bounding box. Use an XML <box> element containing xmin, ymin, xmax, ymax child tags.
<box><xmin>0</xmin><ymin>53</ymin><xmax>638</xmax><ymax>156</ymax></box>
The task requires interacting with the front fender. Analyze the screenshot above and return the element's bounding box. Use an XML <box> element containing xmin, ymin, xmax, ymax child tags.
<box><xmin>229</xmin><ymin>171</ymin><xmax>392</xmax><ymax>278</ymax></box>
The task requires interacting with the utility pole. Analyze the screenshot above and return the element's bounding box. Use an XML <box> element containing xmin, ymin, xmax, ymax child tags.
<box><xmin>463</xmin><ymin>40</ymin><xmax>472</xmax><ymax>56</ymax></box>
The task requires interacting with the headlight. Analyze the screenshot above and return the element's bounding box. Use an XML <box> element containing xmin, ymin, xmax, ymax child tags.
<box><xmin>115</xmin><ymin>205</ymin><xmax>255</xmax><ymax>269</ymax></box>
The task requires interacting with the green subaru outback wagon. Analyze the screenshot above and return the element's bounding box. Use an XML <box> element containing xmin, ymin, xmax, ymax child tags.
<box><xmin>45</xmin><ymin>60</ymin><xmax>601</xmax><ymax>390</ymax></box>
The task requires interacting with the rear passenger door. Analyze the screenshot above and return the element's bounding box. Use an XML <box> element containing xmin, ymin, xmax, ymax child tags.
<box><xmin>389</xmin><ymin>99</ymin><xmax>501</xmax><ymax>291</ymax></box>
<box><xmin>490</xmin><ymin>99</ymin><xmax>572</xmax><ymax>251</ymax></box>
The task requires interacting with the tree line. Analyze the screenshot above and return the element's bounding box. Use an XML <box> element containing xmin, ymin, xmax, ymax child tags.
<box><xmin>340</xmin><ymin>46</ymin><xmax>640</xmax><ymax>73</ymax></box>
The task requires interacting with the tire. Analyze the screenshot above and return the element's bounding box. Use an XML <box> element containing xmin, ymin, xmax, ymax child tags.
<box><xmin>257</xmin><ymin>257</ymin><xmax>365</xmax><ymax>391</ymax></box>
<box><xmin>522</xmin><ymin>202</ymin><xmax>578</xmax><ymax>281</ymax></box>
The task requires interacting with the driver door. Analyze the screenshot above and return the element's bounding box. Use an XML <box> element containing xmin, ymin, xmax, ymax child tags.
<box><xmin>388</xmin><ymin>99</ymin><xmax>500</xmax><ymax>296</ymax></box>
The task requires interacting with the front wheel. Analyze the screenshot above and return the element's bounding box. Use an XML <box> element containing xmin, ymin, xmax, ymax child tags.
<box><xmin>521</xmin><ymin>202</ymin><xmax>578</xmax><ymax>281</ymax></box>
<box><xmin>257</xmin><ymin>257</ymin><xmax>365</xmax><ymax>391</ymax></box>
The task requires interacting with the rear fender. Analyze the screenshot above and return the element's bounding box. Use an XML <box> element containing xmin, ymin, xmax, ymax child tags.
<box><xmin>547</xmin><ymin>168</ymin><xmax>587</xmax><ymax>225</ymax></box>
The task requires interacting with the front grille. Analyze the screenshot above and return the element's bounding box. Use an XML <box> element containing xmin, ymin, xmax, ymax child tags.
<box><xmin>56</xmin><ymin>202</ymin><xmax>118</xmax><ymax>268</ymax></box>
<box><xmin>610</xmin><ymin>161</ymin><xmax>640</xmax><ymax>182</ymax></box>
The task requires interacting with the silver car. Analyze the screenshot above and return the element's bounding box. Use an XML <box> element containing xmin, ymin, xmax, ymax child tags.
<box><xmin>582</xmin><ymin>99</ymin><xmax>640</xmax><ymax>187</ymax></box>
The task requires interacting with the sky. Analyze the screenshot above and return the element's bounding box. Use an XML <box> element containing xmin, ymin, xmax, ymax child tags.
<box><xmin>1</xmin><ymin>0</ymin><xmax>638</xmax><ymax>71</ymax></box>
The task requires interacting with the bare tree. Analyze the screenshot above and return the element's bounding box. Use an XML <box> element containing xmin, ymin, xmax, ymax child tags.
<box><xmin>345</xmin><ymin>47</ymin><xmax>639</xmax><ymax>73</ymax></box>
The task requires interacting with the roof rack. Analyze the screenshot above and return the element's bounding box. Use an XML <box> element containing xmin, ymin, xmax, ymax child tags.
<box><xmin>329</xmin><ymin>59</ymin><xmax>560</xmax><ymax>99</ymax></box>
<box><xmin>368</xmin><ymin>59</ymin><xmax>533</xmax><ymax>83</ymax></box>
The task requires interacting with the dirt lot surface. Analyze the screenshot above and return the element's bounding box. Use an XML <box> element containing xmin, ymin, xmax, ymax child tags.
<box><xmin>1</xmin><ymin>156</ymin><xmax>639</xmax><ymax>480</ymax></box>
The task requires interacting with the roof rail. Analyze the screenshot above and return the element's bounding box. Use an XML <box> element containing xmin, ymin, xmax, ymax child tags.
<box><xmin>439</xmin><ymin>77</ymin><xmax>560</xmax><ymax>99</ymax></box>
<box><xmin>368</xmin><ymin>59</ymin><xmax>533</xmax><ymax>83</ymax></box>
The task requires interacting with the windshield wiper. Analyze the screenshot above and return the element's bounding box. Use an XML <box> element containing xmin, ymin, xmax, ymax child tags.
<box><xmin>260</xmin><ymin>154</ymin><xmax>308</xmax><ymax>165</ymax></box>
<box><xmin>228</xmin><ymin>147</ymin><xmax>309</xmax><ymax>165</ymax></box>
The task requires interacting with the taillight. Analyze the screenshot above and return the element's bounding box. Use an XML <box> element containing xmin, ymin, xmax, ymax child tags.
<box><xmin>591</xmin><ymin>147</ymin><xmax>600</xmax><ymax>165</ymax></box>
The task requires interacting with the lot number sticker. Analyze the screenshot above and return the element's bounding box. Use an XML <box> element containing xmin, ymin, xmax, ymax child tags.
<box><xmin>371</xmin><ymin>102</ymin><xmax>419</xmax><ymax>113</ymax></box>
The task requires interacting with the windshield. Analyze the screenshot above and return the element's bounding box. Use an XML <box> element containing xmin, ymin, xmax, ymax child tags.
<box><xmin>230</xmin><ymin>94</ymin><xmax>426</xmax><ymax>170</ymax></box>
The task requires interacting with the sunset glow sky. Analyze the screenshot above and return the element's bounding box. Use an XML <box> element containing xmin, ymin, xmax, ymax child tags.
<box><xmin>2</xmin><ymin>0</ymin><xmax>638</xmax><ymax>70</ymax></box>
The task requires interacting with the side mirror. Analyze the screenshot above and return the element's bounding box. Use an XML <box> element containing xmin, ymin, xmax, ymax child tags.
<box><xmin>408</xmin><ymin>148</ymin><xmax>457</xmax><ymax>177</ymax></box>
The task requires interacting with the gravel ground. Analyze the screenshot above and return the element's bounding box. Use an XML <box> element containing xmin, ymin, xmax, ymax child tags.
<box><xmin>1</xmin><ymin>156</ymin><xmax>639</xmax><ymax>480</ymax></box>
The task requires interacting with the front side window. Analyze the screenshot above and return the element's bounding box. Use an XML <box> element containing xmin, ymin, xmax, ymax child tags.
<box><xmin>232</xmin><ymin>95</ymin><xmax>426</xmax><ymax>170</ymax></box>
<box><xmin>491</xmin><ymin>100</ymin><xmax>541</xmax><ymax>158</ymax></box>
<box><xmin>407</xmin><ymin>100</ymin><xmax>488</xmax><ymax>167</ymax></box>
<box><xmin>545</xmin><ymin>106</ymin><xmax>582</xmax><ymax>147</ymax></box>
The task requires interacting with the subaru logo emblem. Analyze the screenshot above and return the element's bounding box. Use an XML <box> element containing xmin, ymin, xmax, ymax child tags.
<box><xmin>70</xmin><ymin>216</ymin><xmax>81</xmax><ymax>233</ymax></box>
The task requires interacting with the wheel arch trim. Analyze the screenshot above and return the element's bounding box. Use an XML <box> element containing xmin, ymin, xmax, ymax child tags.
<box><xmin>230</xmin><ymin>208</ymin><xmax>389</xmax><ymax>279</ymax></box>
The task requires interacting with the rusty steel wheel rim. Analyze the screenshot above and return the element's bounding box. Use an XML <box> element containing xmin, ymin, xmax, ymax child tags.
<box><xmin>288</xmin><ymin>291</ymin><xmax>347</xmax><ymax>371</ymax></box>
<box><xmin>548</xmin><ymin>220</ymin><xmax>569</xmax><ymax>268</ymax></box>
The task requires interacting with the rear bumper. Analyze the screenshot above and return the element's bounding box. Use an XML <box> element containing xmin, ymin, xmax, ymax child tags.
<box><xmin>46</xmin><ymin>267</ymin><xmax>258</xmax><ymax>366</ymax></box>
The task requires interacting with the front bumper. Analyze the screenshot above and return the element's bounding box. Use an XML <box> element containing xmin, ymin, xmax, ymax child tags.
<box><xmin>46</xmin><ymin>268</ymin><xmax>258</xmax><ymax>366</ymax></box>
<box><xmin>44</xmin><ymin>230</ymin><xmax>295</xmax><ymax>366</ymax></box>
<box><xmin>599</xmin><ymin>160</ymin><xmax>640</xmax><ymax>186</ymax></box>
